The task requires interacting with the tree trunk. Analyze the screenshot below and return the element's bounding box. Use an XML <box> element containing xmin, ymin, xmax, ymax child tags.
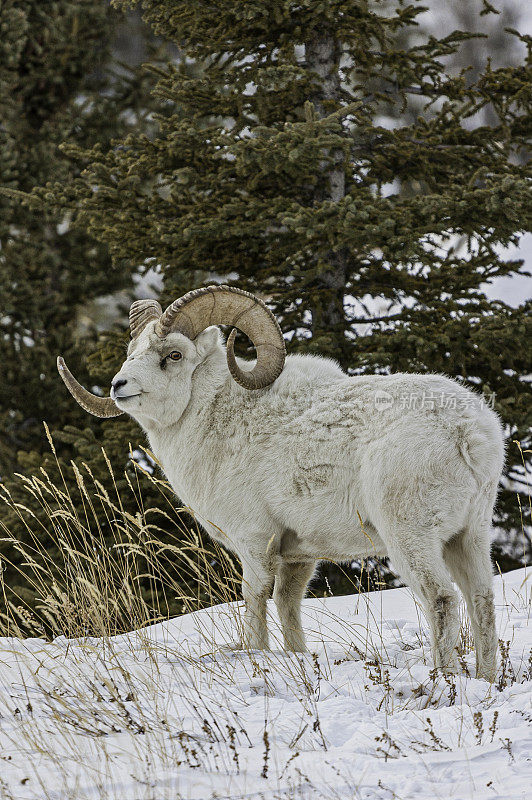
<box><xmin>305</xmin><ymin>31</ymin><xmax>349</xmax><ymax>364</ymax></box>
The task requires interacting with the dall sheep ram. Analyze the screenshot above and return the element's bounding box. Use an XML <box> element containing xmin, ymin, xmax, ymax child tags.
<box><xmin>58</xmin><ymin>285</ymin><xmax>504</xmax><ymax>680</ymax></box>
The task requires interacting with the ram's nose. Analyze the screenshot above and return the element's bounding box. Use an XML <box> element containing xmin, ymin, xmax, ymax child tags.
<box><xmin>111</xmin><ymin>376</ymin><xmax>128</xmax><ymax>400</ymax></box>
<box><xmin>112</xmin><ymin>378</ymin><xmax>128</xmax><ymax>392</ymax></box>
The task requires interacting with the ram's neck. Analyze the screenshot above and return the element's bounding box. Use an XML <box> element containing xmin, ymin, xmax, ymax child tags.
<box><xmin>141</xmin><ymin>346</ymin><xmax>232</xmax><ymax>490</ymax></box>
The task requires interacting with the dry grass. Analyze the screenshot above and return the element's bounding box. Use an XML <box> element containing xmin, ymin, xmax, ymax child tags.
<box><xmin>0</xmin><ymin>431</ymin><xmax>242</xmax><ymax>641</ymax></box>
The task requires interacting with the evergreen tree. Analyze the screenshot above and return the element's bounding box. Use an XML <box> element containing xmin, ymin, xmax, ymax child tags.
<box><xmin>0</xmin><ymin>1</ymin><xmax>162</xmax><ymax>609</ymax></box>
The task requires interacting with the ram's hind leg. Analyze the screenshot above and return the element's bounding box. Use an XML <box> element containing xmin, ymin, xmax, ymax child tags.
<box><xmin>443</xmin><ymin>524</ymin><xmax>498</xmax><ymax>682</ymax></box>
<box><xmin>273</xmin><ymin>561</ymin><xmax>316</xmax><ymax>652</ymax></box>
<box><xmin>380</xmin><ymin>529</ymin><xmax>461</xmax><ymax>674</ymax></box>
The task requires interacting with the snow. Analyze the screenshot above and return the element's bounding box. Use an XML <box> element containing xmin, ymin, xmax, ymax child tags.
<box><xmin>0</xmin><ymin>569</ymin><xmax>530</xmax><ymax>799</ymax></box>
<box><xmin>485</xmin><ymin>233</ymin><xmax>532</xmax><ymax>308</ymax></box>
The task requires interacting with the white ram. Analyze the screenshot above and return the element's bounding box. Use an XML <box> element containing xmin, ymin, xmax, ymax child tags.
<box><xmin>58</xmin><ymin>285</ymin><xmax>504</xmax><ymax>680</ymax></box>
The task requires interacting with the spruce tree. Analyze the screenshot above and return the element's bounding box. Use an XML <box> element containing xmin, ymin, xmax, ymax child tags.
<box><xmin>21</xmin><ymin>1</ymin><xmax>532</xmax><ymax>598</ymax></box>
<box><xmin>0</xmin><ymin>1</ymin><xmax>162</xmax><ymax>610</ymax></box>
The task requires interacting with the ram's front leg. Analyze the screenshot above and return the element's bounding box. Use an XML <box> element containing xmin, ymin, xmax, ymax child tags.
<box><xmin>239</xmin><ymin>553</ymin><xmax>275</xmax><ymax>650</ymax></box>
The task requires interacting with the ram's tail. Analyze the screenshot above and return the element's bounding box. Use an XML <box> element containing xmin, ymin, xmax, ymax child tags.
<box><xmin>457</xmin><ymin>408</ymin><xmax>505</xmax><ymax>485</ymax></box>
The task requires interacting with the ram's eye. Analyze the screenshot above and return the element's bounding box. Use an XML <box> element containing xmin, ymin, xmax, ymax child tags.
<box><xmin>167</xmin><ymin>351</ymin><xmax>182</xmax><ymax>361</ymax></box>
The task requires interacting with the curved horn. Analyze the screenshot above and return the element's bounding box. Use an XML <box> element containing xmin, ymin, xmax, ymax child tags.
<box><xmin>57</xmin><ymin>357</ymin><xmax>123</xmax><ymax>418</ymax></box>
<box><xmin>129</xmin><ymin>299</ymin><xmax>162</xmax><ymax>339</ymax></box>
<box><xmin>155</xmin><ymin>285</ymin><xmax>285</xmax><ymax>390</ymax></box>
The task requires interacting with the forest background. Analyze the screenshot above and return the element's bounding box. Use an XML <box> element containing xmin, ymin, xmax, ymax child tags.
<box><xmin>0</xmin><ymin>0</ymin><xmax>530</xmax><ymax>629</ymax></box>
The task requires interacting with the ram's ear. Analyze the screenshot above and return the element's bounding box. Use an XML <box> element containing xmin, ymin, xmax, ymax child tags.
<box><xmin>194</xmin><ymin>326</ymin><xmax>221</xmax><ymax>358</ymax></box>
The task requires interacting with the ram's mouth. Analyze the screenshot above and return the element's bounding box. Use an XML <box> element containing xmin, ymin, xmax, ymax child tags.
<box><xmin>111</xmin><ymin>392</ymin><xmax>142</xmax><ymax>402</ymax></box>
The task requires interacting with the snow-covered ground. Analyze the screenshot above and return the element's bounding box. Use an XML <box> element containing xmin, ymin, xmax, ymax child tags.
<box><xmin>0</xmin><ymin>569</ymin><xmax>530</xmax><ymax>800</ymax></box>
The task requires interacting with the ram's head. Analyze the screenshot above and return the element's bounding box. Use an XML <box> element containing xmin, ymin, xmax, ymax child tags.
<box><xmin>57</xmin><ymin>286</ymin><xmax>286</xmax><ymax>422</ymax></box>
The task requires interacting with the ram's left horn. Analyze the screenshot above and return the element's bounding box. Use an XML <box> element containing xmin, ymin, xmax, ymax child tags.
<box><xmin>129</xmin><ymin>299</ymin><xmax>162</xmax><ymax>339</ymax></box>
<box><xmin>57</xmin><ymin>357</ymin><xmax>123</xmax><ymax>418</ymax></box>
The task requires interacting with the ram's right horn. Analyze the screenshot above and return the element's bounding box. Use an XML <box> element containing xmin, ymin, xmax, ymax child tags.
<box><xmin>56</xmin><ymin>357</ymin><xmax>123</xmax><ymax>418</ymax></box>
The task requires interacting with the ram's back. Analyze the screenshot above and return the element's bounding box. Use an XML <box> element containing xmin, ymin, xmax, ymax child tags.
<box><xmin>245</xmin><ymin>365</ymin><xmax>504</xmax><ymax>549</ymax></box>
